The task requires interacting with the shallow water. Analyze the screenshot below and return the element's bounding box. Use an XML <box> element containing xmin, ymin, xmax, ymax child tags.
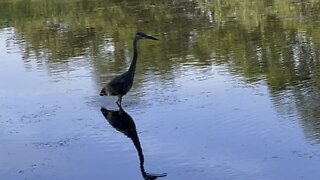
<box><xmin>1</xmin><ymin>1</ymin><xmax>320</xmax><ymax>180</ymax></box>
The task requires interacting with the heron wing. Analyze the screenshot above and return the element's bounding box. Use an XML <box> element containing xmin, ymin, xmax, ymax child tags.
<box><xmin>106</xmin><ymin>72</ymin><xmax>131</xmax><ymax>95</ymax></box>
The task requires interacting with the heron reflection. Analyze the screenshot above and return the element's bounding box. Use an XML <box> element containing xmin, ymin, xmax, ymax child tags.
<box><xmin>101</xmin><ymin>104</ymin><xmax>166</xmax><ymax>180</ymax></box>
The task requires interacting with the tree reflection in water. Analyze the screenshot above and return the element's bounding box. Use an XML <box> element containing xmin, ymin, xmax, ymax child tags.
<box><xmin>1</xmin><ymin>0</ymin><xmax>320</xmax><ymax>143</ymax></box>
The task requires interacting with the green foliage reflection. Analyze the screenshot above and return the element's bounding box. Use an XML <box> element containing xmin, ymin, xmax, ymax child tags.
<box><xmin>1</xmin><ymin>0</ymin><xmax>320</xmax><ymax>141</ymax></box>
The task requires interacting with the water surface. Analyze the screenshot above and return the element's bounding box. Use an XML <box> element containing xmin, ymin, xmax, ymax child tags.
<box><xmin>1</xmin><ymin>0</ymin><xmax>320</xmax><ymax>180</ymax></box>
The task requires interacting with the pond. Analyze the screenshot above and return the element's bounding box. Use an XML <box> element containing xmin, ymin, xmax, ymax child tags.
<box><xmin>1</xmin><ymin>0</ymin><xmax>320</xmax><ymax>179</ymax></box>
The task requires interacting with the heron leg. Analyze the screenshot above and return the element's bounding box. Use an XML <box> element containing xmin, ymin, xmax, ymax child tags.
<box><xmin>116</xmin><ymin>95</ymin><xmax>123</xmax><ymax>106</ymax></box>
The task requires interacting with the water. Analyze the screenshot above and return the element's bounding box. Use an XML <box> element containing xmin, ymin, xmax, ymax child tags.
<box><xmin>1</xmin><ymin>0</ymin><xmax>320</xmax><ymax>180</ymax></box>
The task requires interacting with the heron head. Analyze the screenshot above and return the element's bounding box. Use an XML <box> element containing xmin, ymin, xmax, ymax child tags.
<box><xmin>135</xmin><ymin>32</ymin><xmax>158</xmax><ymax>41</ymax></box>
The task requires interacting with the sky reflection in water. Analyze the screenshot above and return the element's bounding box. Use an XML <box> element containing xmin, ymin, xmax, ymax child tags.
<box><xmin>1</xmin><ymin>0</ymin><xmax>320</xmax><ymax>180</ymax></box>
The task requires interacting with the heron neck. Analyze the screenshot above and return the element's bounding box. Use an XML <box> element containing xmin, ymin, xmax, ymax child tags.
<box><xmin>125</xmin><ymin>125</ymin><xmax>145</xmax><ymax>175</ymax></box>
<box><xmin>130</xmin><ymin>131</ymin><xmax>145</xmax><ymax>177</ymax></box>
<box><xmin>128</xmin><ymin>37</ymin><xmax>139</xmax><ymax>76</ymax></box>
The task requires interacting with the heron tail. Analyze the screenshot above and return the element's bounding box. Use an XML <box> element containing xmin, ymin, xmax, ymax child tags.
<box><xmin>100</xmin><ymin>87</ymin><xmax>107</xmax><ymax>96</ymax></box>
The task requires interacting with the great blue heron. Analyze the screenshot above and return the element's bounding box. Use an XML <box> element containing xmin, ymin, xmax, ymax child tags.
<box><xmin>101</xmin><ymin>104</ymin><xmax>167</xmax><ymax>180</ymax></box>
<box><xmin>100</xmin><ymin>32</ymin><xmax>158</xmax><ymax>105</ymax></box>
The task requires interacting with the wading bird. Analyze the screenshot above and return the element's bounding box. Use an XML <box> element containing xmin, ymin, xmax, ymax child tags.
<box><xmin>100</xmin><ymin>32</ymin><xmax>158</xmax><ymax>105</ymax></box>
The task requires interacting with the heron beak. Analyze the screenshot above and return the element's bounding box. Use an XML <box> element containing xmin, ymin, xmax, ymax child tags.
<box><xmin>146</xmin><ymin>35</ymin><xmax>159</xmax><ymax>40</ymax></box>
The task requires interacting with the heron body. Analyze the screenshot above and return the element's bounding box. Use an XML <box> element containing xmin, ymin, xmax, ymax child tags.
<box><xmin>100</xmin><ymin>32</ymin><xmax>158</xmax><ymax>105</ymax></box>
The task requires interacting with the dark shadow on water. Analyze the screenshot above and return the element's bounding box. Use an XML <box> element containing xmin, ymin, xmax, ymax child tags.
<box><xmin>101</xmin><ymin>104</ymin><xmax>167</xmax><ymax>180</ymax></box>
